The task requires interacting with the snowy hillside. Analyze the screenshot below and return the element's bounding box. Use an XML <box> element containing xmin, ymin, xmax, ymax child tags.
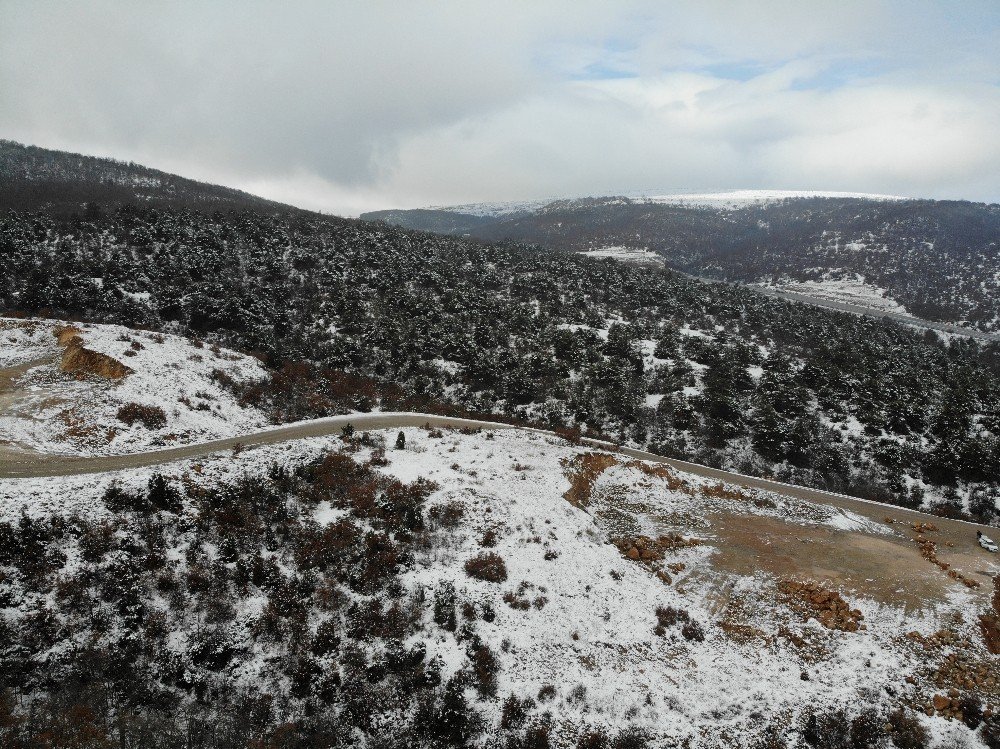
<box><xmin>0</xmin><ymin>317</ymin><xmax>268</xmax><ymax>455</ymax></box>
<box><xmin>421</xmin><ymin>190</ymin><xmax>907</xmax><ymax>218</ymax></box>
<box><xmin>3</xmin><ymin>424</ymin><xmax>997</xmax><ymax>746</ymax></box>
<box><xmin>641</xmin><ymin>190</ymin><xmax>907</xmax><ymax>209</ymax></box>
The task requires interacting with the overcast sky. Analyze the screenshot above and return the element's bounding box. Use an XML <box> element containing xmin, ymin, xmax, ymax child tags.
<box><xmin>2</xmin><ymin>1</ymin><xmax>999</xmax><ymax>215</ymax></box>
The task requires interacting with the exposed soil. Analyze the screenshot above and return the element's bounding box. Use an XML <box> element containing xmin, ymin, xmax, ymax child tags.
<box><xmin>55</xmin><ymin>327</ymin><xmax>133</xmax><ymax>380</ymax></box>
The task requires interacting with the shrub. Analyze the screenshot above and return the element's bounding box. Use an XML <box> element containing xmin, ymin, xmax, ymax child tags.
<box><xmin>433</xmin><ymin>582</ymin><xmax>457</xmax><ymax>631</ymax></box>
<box><xmin>102</xmin><ymin>483</ymin><xmax>148</xmax><ymax>513</ymax></box>
<box><xmin>116</xmin><ymin>402</ymin><xmax>167</xmax><ymax>429</ymax></box>
<box><xmin>537</xmin><ymin>684</ymin><xmax>556</xmax><ymax>702</ymax></box>
<box><xmin>480</xmin><ymin>528</ymin><xmax>498</xmax><ymax>547</ymax></box>
<box><xmin>471</xmin><ymin>644</ymin><xmax>499</xmax><ymax>696</ymax></box>
<box><xmin>887</xmin><ymin>710</ymin><xmax>928</xmax><ymax>749</ymax></box>
<box><xmin>465</xmin><ymin>553</ymin><xmax>508</xmax><ymax>583</ymax></box>
<box><xmin>147</xmin><ymin>474</ymin><xmax>182</xmax><ymax>513</ymax></box>
<box><xmin>982</xmin><ymin>716</ymin><xmax>1000</xmax><ymax>749</ymax></box>
<box><xmin>850</xmin><ymin>709</ymin><xmax>883</xmax><ymax>748</ymax></box>
<box><xmin>681</xmin><ymin>621</ymin><xmax>705</xmax><ymax>642</ymax></box>
<box><xmin>577</xmin><ymin>730</ymin><xmax>609</xmax><ymax>749</ymax></box>
<box><xmin>612</xmin><ymin>728</ymin><xmax>652</xmax><ymax>749</ymax></box>
<box><xmin>960</xmin><ymin>693</ymin><xmax>984</xmax><ymax>729</ymax></box>
<box><xmin>500</xmin><ymin>694</ymin><xmax>533</xmax><ymax>730</ymax></box>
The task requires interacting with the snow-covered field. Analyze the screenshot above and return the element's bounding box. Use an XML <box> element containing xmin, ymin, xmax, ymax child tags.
<box><xmin>0</xmin><ymin>317</ymin><xmax>268</xmax><ymax>455</ymax></box>
<box><xmin>758</xmin><ymin>274</ymin><xmax>908</xmax><ymax>314</ymax></box>
<box><xmin>3</xmin><ymin>425</ymin><xmax>992</xmax><ymax>746</ymax></box>
<box><xmin>579</xmin><ymin>246</ymin><xmax>665</xmax><ymax>267</ymax></box>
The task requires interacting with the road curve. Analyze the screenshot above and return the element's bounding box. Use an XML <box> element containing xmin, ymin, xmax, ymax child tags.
<box><xmin>753</xmin><ymin>287</ymin><xmax>1000</xmax><ymax>343</ymax></box>
<box><xmin>670</xmin><ymin>270</ymin><xmax>1000</xmax><ymax>343</ymax></box>
<box><xmin>2</xmin><ymin>411</ymin><xmax>995</xmax><ymax>549</ymax></box>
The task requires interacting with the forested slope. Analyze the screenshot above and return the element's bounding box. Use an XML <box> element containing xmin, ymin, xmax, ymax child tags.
<box><xmin>0</xmin><ymin>139</ymin><xmax>291</xmax><ymax>214</ymax></box>
<box><xmin>3</xmin><ymin>200</ymin><xmax>999</xmax><ymax>522</ymax></box>
<box><xmin>366</xmin><ymin>196</ymin><xmax>1000</xmax><ymax>331</ymax></box>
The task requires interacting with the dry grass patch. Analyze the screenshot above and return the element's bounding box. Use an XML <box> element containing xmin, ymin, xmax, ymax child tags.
<box><xmin>117</xmin><ymin>403</ymin><xmax>167</xmax><ymax>430</ymax></box>
<box><xmin>561</xmin><ymin>452</ymin><xmax>620</xmax><ymax>508</ymax></box>
<box><xmin>465</xmin><ymin>552</ymin><xmax>508</xmax><ymax>583</ymax></box>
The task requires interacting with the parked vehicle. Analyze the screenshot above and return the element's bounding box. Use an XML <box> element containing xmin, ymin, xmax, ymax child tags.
<box><xmin>978</xmin><ymin>531</ymin><xmax>999</xmax><ymax>552</ymax></box>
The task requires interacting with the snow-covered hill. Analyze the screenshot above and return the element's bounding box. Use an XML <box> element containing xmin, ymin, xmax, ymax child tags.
<box><xmin>3</xmin><ymin>423</ymin><xmax>996</xmax><ymax>746</ymax></box>
<box><xmin>418</xmin><ymin>190</ymin><xmax>906</xmax><ymax>218</ymax></box>
<box><xmin>641</xmin><ymin>189</ymin><xmax>907</xmax><ymax>209</ymax></box>
<box><xmin>0</xmin><ymin>317</ymin><xmax>268</xmax><ymax>455</ymax></box>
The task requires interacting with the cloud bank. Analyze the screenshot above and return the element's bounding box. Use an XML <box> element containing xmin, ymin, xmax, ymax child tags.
<box><xmin>2</xmin><ymin>0</ymin><xmax>998</xmax><ymax>214</ymax></box>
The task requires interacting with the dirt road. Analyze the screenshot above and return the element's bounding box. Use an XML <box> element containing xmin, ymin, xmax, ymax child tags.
<box><xmin>1</xmin><ymin>409</ymin><xmax>995</xmax><ymax>547</ymax></box>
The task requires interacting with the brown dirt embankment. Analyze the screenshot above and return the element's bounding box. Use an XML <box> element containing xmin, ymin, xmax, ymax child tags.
<box><xmin>981</xmin><ymin>577</ymin><xmax>1000</xmax><ymax>654</ymax></box>
<box><xmin>54</xmin><ymin>326</ymin><xmax>132</xmax><ymax>380</ymax></box>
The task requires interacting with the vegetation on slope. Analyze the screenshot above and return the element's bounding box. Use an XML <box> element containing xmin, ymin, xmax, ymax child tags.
<box><xmin>1</xmin><ymin>202</ymin><xmax>998</xmax><ymax>521</ymax></box>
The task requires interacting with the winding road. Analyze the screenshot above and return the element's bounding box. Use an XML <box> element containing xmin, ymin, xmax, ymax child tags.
<box><xmin>2</xmin><ymin>412</ymin><xmax>995</xmax><ymax>563</ymax></box>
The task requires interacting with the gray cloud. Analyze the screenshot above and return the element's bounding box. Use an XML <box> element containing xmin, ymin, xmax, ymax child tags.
<box><xmin>2</xmin><ymin>0</ymin><xmax>998</xmax><ymax>214</ymax></box>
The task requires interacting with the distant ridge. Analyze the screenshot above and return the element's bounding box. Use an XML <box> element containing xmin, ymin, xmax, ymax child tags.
<box><xmin>379</xmin><ymin>189</ymin><xmax>910</xmax><ymax>220</ymax></box>
<box><xmin>0</xmin><ymin>139</ymin><xmax>294</xmax><ymax>214</ymax></box>
<box><xmin>640</xmin><ymin>189</ymin><xmax>908</xmax><ymax>208</ymax></box>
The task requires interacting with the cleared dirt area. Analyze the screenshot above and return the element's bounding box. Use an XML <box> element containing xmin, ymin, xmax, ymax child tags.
<box><xmin>0</xmin><ymin>357</ymin><xmax>77</xmax><ymax>453</ymax></box>
<box><xmin>706</xmin><ymin>509</ymin><xmax>989</xmax><ymax>611</ymax></box>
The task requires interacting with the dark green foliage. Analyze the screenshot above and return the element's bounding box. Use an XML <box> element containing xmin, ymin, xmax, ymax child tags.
<box><xmin>372</xmin><ymin>197</ymin><xmax>1000</xmax><ymax>336</ymax></box>
<box><xmin>983</xmin><ymin>715</ymin><xmax>1000</xmax><ymax>749</ymax></box>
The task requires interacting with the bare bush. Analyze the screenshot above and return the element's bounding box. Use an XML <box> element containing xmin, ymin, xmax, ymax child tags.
<box><xmin>116</xmin><ymin>402</ymin><xmax>167</xmax><ymax>429</ymax></box>
<box><xmin>465</xmin><ymin>552</ymin><xmax>508</xmax><ymax>583</ymax></box>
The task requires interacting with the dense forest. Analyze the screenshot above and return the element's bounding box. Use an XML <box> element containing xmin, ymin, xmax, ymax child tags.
<box><xmin>2</xmin><ymin>196</ymin><xmax>999</xmax><ymax>523</ymax></box>
<box><xmin>366</xmin><ymin>196</ymin><xmax>1000</xmax><ymax>332</ymax></box>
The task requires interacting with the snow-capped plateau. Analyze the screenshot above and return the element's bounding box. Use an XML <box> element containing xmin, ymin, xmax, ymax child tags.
<box><xmin>641</xmin><ymin>190</ymin><xmax>908</xmax><ymax>209</ymax></box>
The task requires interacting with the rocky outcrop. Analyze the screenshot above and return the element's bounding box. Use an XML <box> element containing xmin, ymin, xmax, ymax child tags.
<box><xmin>778</xmin><ymin>579</ymin><xmax>865</xmax><ymax>632</ymax></box>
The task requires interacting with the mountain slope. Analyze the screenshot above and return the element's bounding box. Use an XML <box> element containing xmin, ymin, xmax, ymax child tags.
<box><xmin>0</xmin><ymin>139</ymin><xmax>293</xmax><ymax>214</ymax></box>
<box><xmin>363</xmin><ymin>193</ymin><xmax>1000</xmax><ymax>332</ymax></box>
<box><xmin>2</xmin><ymin>144</ymin><xmax>999</xmax><ymax>525</ymax></box>
<box><xmin>2</xmin><ymin>421</ymin><xmax>998</xmax><ymax>747</ymax></box>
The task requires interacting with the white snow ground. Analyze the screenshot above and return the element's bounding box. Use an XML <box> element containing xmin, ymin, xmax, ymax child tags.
<box><xmin>758</xmin><ymin>274</ymin><xmax>908</xmax><ymax>314</ymax></box>
<box><xmin>0</xmin><ymin>317</ymin><xmax>269</xmax><ymax>455</ymax></box>
<box><xmin>579</xmin><ymin>246</ymin><xmax>665</xmax><ymax>266</ymax></box>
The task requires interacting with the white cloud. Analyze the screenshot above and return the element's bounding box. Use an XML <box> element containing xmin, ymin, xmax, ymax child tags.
<box><xmin>1</xmin><ymin>0</ymin><xmax>998</xmax><ymax>213</ymax></box>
